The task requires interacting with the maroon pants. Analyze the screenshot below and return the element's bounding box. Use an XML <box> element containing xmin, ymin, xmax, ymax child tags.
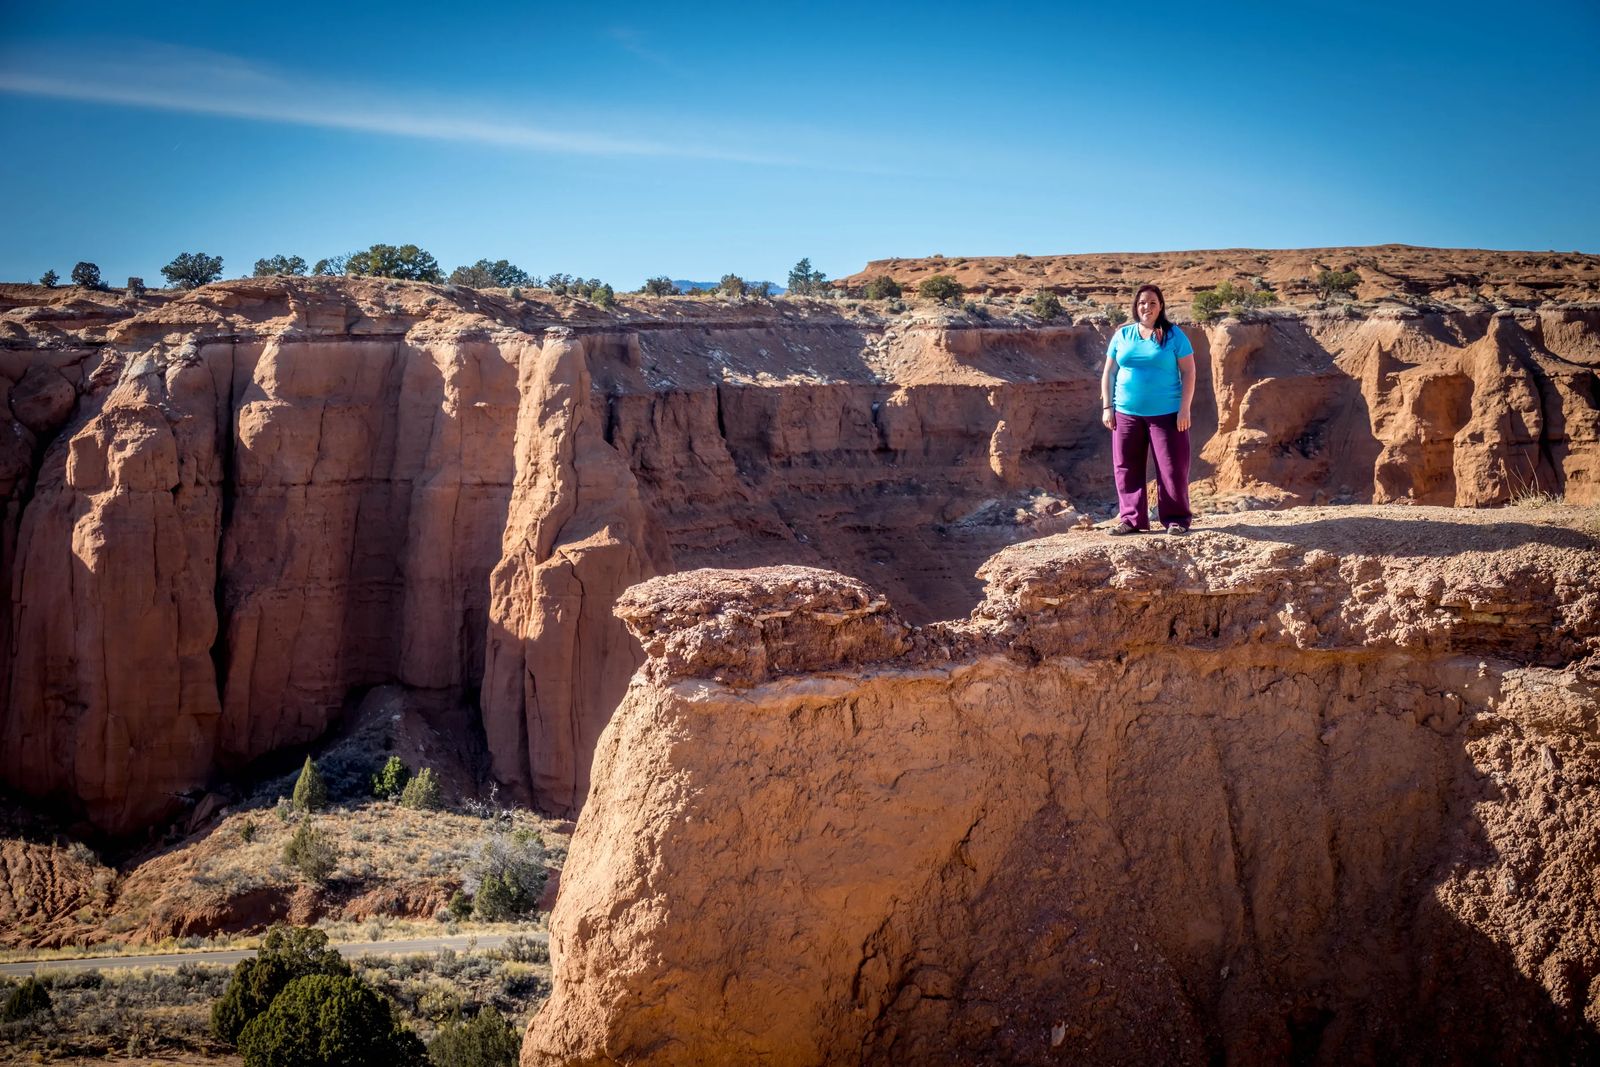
<box><xmin>1112</xmin><ymin>411</ymin><xmax>1191</xmax><ymax>530</ymax></box>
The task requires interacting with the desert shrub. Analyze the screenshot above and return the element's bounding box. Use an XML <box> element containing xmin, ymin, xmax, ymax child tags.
<box><xmin>642</xmin><ymin>276</ymin><xmax>679</xmax><ymax>296</ymax></box>
<box><xmin>718</xmin><ymin>273</ymin><xmax>747</xmax><ymax>298</ymax></box>
<box><xmin>48</xmin><ymin>968</ymin><xmax>105</xmax><ymax>991</ymax></box>
<box><xmin>918</xmin><ymin>274</ymin><xmax>963</xmax><ymax>304</ymax></box>
<box><xmin>71</xmin><ymin>261</ymin><xmax>103</xmax><ymax>288</ymax></box>
<box><xmin>371</xmin><ymin>756</ymin><xmax>411</xmax><ymax>800</ymax></box>
<box><xmin>508</xmin><ymin>287</ymin><xmax>522</xmax><ymax>301</ymax></box>
<box><xmin>283</xmin><ymin>822</ymin><xmax>339</xmax><ymax>883</ymax></box>
<box><xmin>161</xmin><ymin>252</ymin><xmax>224</xmax><ymax>289</ymax></box>
<box><xmin>499</xmin><ymin>934</ymin><xmax>548</xmax><ymax>963</ymax></box>
<box><xmin>1191</xmin><ymin>288</ymin><xmax>1223</xmax><ymax>321</ymax></box>
<box><xmin>1029</xmin><ymin>290</ymin><xmax>1063</xmax><ymax>320</ymax></box>
<box><xmin>39</xmin><ymin>269</ymin><xmax>59</xmax><ymax>287</ymax></box>
<box><xmin>1192</xmin><ymin>280</ymin><xmax>1277</xmax><ymax>323</ymax></box>
<box><xmin>254</xmin><ymin>255</ymin><xmax>308</xmax><ymax>277</ymax></box>
<box><xmin>471</xmin><ymin>871</ymin><xmax>517</xmax><ymax>922</ymax></box>
<box><xmin>238</xmin><ymin>817</ymin><xmax>259</xmax><ymax>843</ymax></box>
<box><xmin>427</xmin><ymin>1005</ymin><xmax>520</xmax><ymax>1067</ymax></box>
<box><xmin>237</xmin><ymin>973</ymin><xmax>424</xmax><ymax>1067</ymax></box>
<box><xmin>345</xmin><ymin>244</ymin><xmax>443</xmax><ymax>283</ymax></box>
<box><xmin>500</xmin><ymin>970</ymin><xmax>545</xmax><ymax>1001</ymax></box>
<box><xmin>863</xmin><ymin>275</ymin><xmax>901</xmax><ymax>300</ymax></box>
<box><xmin>212</xmin><ymin>926</ymin><xmax>352</xmax><ymax>1043</ymax></box>
<box><xmin>747</xmin><ymin>280</ymin><xmax>773</xmax><ymax>298</ymax></box>
<box><xmin>446</xmin><ymin>890</ymin><xmax>473</xmax><ymax>922</ymax></box>
<box><xmin>400</xmin><ymin>767</ymin><xmax>444</xmax><ymax>810</ymax></box>
<box><xmin>291</xmin><ymin>756</ymin><xmax>328</xmax><ymax>812</ymax></box>
<box><xmin>544</xmin><ymin>272</ymin><xmax>573</xmax><ymax>295</ymax></box>
<box><xmin>448</xmin><ymin>259</ymin><xmax>530</xmax><ymax>288</ymax></box>
<box><xmin>592</xmin><ymin>283</ymin><xmax>616</xmax><ymax>309</ymax></box>
<box><xmin>787</xmin><ymin>257</ymin><xmax>827</xmax><ymax>296</ymax></box>
<box><xmin>2</xmin><ymin>976</ymin><xmax>50</xmax><ymax>1021</ymax></box>
<box><xmin>1314</xmin><ymin>268</ymin><xmax>1361</xmax><ymax>299</ymax></box>
<box><xmin>126</xmin><ymin>276</ymin><xmax>146</xmax><ymax>295</ymax></box>
<box><xmin>466</xmin><ymin>830</ymin><xmax>547</xmax><ymax>921</ymax></box>
<box><xmin>1107</xmin><ymin>305</ymin><xmax>1128</xmax><ymax>325</ymax></box>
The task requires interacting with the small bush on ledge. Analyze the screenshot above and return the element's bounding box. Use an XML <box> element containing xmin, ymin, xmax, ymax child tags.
<box><xmin>1193</xmin><ymin>280</ymin><xmax>1277</xmax><ymax>323</ymax></box>
<box><xmin>371</xmin><ymin>755</ymin><xmax>411</xmax><ymax>800</ymax></box>
<box><xmin>918</xmin><ymin>274</ymin><xmax>963</xmax><ymax>304</ymax></box>
<box><xmin>283</xmin><ymin>821</ymin><xmax>339</xmax><ymax>883</ymax></box>
<box><xmin>1029</xmin><ymin>290</ymin><xmax>1064</xmax><ymax>321</ymax></box>
<box><xmin>400</xmin><ymin>767</ymin><xmax>444</xmax><ymax>810</ymax></box>
<box><xmin>863</xmin><ymin>276</ymin><xmax>902</xmax><ymax>300</ymax></box>
<box><xmin>1314</xmin><ymin>268</ymin><xmax>1362</xmax><ymax>299</ymax></box>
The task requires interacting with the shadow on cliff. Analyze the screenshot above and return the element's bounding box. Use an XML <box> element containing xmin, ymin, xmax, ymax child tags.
<box><xmin>852</xmin><ymin>695</ymin><xmax>1598</xmax><ymax>1066</ymax></box>
<box><xmin>889</xmin><ymin>783</ymin><xmax>1599</xmax><ymax>1066</ymax></box>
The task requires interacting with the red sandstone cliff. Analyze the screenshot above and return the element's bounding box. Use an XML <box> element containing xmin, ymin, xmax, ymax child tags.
<box><xmin>526</xmin><ymin>507</ymin><xmax>1600</xmax><ymax>1065</ymax></box>
<box><xmin>0</xmin><ymin>256</ymin><xmax>1597</xmax><ymax>837</ymax></box>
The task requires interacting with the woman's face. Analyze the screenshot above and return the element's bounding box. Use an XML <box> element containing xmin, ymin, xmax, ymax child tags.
<box><xmin>1135</xmin><ymin>290</ymin><xmax>1162</xmax><ymax>327</ymax></box>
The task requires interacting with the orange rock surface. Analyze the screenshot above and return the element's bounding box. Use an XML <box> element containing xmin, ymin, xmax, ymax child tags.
<box><xmin>840</xmin><ymin>244</ymin><xmax>1600</xmax><ymax>307</ymax></box>
<box><xmin>0</xmin><ymin>255</ymin><xmax>1596</xmax><ymax>838</ymax></box>
<box><xmin>527</xmin><ymin>507</ymin><xmax>1600</xmax><ymax>1065</ymax></box>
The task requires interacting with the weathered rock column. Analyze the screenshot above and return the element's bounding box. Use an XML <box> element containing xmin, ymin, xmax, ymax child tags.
<box><xmin>481</xmin><ymin>332</ymin><xmax>668</xmax><ymax>814</ymax></box>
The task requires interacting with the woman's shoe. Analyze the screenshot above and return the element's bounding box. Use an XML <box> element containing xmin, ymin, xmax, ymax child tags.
<box><xmin>1108</xmin><ymin>521</ymin><xmax>1140</xmax><ymax>536</ymax></box>
<box><xmin>1167</xmin><ymin>524</ymin><xmax>1188</xmax><ymax>536</ymax></box>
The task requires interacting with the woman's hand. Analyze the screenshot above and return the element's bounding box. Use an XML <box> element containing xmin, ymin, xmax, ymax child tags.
<box><xmin>1102</xmin><ymin>407</ymin><xmax>1115</xmax><ymax>430</ymax></box>
<box><xmin>1176</xmin><ymin>405</ymin><xmax>1191</xmax><ymax>432</ymax></box>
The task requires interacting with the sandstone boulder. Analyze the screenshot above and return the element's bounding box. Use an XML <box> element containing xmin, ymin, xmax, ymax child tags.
<box><xmin>526</xmin><ymin>506</ymin><xmax>1600</xmax><ymax>1065</ymax></box>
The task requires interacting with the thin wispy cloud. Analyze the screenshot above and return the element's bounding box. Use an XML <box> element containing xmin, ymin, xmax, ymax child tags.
<box><xmin>605</xmin><ymin>26</ymin><xmax>692</xmax><ymax>80</ymax></box>
<box><xmin>0</xmin><ymin>41</ymin><xmax>800</xmax><ymax>166</ymax></box>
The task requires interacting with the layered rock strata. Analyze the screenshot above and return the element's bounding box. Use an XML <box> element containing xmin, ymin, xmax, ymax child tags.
<box><xmin>842</xmin><ymin>244</ymin><xmax>1600</xmax><ymax>307</ymax></box>
<box><xmin>527</xmin><ymin>506</ymin><xmax>1600</xmax><ymax>1066</ymax></box>
<box><xmin>1</xmin><ymin>278</ymin><xmax>1598</xmax><ymax>836</ymax></box>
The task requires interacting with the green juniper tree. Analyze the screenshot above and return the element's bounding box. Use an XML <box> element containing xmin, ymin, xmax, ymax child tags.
<box><xmin>254</xmin><ymin>255</ymin><xmax>308</xmax><ymax>277</ymax></box>
<box><xmin>161</xmin><ymin>252</ymin><xmax>225</xmax><ymax>289</ymax></box>
<box><xmin>291</xmin><ymin>756</ymin><xmax>328</xmax><ymax>813</ymax></box>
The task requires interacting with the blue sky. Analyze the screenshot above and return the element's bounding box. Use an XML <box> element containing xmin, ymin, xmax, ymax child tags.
<box><xmin>2</xmin><ymin>0</ymin><xmax>1597</xmax><ymax>289</ymax></box>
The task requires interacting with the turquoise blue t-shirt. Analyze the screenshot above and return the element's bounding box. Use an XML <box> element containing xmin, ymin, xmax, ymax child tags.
<box><xmin>1106</xmin><ymin>323</ymin><xmax>1194</xmax><ymax>417</ymax></box>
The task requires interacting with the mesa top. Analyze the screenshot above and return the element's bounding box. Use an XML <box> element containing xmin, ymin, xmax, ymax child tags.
<box><xmin>1106</xmin><ymin>323</ymin><xmax>1194</xmax><ymax>417</ymax></box>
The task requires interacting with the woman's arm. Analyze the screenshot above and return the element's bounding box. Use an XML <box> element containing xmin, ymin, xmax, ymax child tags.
<box><xmin>1100</xmin><ymin>356</ymin><xmax>1117</xmax><ymax>430</ymax></box>
<box><xmin>1176</xmin><ymin>356</ymin><xmax>1195</xmax><ymax>432</ymax></box>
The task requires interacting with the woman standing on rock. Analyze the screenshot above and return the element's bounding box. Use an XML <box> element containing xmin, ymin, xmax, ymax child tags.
<box><xmin>1100</xmin><ymin>283</ymin><xmax>1195</xmax><ymax>535</ymax></box>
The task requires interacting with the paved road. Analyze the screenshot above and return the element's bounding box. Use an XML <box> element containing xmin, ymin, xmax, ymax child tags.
<box><xmin>0</xmin><ymin>931</ymin><xmax>542</xmax><ymax>976</ymax></box>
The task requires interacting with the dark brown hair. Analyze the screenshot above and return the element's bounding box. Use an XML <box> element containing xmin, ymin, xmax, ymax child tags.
<box><xmin>1132</xmin><ymin>284</ymin><xmax>1173</xmax><ymax>344</ymax></box>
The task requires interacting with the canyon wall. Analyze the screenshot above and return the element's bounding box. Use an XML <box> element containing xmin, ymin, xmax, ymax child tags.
<box><xmin>0</xmin><ymin>278</ymin><xmax>1597</xmax><ymax>835</ymax></box>
<box><xmin>526</xmin><ymin>508</ymin><xmax>1600</xmax><ymax>1065</ymax></box>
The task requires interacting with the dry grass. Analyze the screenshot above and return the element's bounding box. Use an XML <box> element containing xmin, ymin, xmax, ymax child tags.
<box><xmin>1508</xmin><ymin>486</ymin><xmax>1563</xmax><ymax>508</ymax></box>
<box><xmin>0</xmin><ymin>963</ymin><xmax>232</xmax><ymax>1062</ymax></box>
<box><xmin>0</xmin><ymin>937</ymin><xmax>551</xmax><ymax>1062</ymax></box>
<box><xmin>3</xmin><ymin>801</ymin><xmax>569</xmax><ymax>960</ymax></box>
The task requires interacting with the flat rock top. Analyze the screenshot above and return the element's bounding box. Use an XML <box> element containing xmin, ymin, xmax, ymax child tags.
<box><xmin>988</xmin><ymin>504</ymin><xmax>1598</xmax><ymax>573</ymax></box>
<box><xmin>840</xmin><ymin>244</ymin><xmax>1600</xmax><ymax>308</ymax></box>
<box><xmin>617</xmin><ymin>505</ymin><xmax>1600</xmax><ymax>685</ymax></box>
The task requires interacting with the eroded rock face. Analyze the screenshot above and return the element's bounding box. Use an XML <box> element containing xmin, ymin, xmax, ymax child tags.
<box><xmin>527</xmin><ymin>507</ymin><xmax>1600</xmax><ymax>1065</ymax></box>
<box><xmin>481</xmin><ymin>333</ymin><xmax>668</xmax><ymax>813</ymax></box>
<box><xmin>1203</xmin><ymin>309</ymin><xmax>1600</xmax><ymax>507</ymax></box>
<box><xmin>1</xmin><ymin>275</ymin><xmax>1598</xmax><ymax>837</ymax></box>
